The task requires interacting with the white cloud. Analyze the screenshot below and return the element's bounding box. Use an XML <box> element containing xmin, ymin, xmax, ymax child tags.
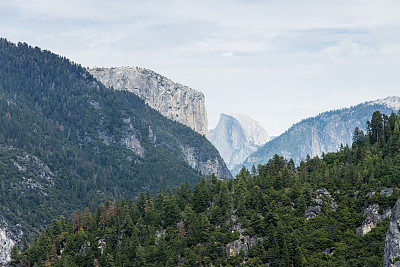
<box><xmin>220</xmin><ymin>52</ymin><xmax>234</xmax><ymax>57</ymax></box>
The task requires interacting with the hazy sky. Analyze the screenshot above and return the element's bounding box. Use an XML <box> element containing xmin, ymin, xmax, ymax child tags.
<box><xmin>1</xmin><ymin>0</ymin><xmax>400</xmax><ymax>136</ymax></box>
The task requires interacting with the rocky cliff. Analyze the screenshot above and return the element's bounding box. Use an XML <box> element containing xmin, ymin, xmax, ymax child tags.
<box><xmin>89</xmin><ymin>67</ymin><xmax>208</xmax><ymax>137</ymax></box>
<box><xmin>356</xmin><ymin>188</ymin><xmax>393</xmax><ymax>236</ymax></box>
<box><xmin>209</xmin><ymin>114</ymin><xmax>270</xmax><ymax>170</ymax></box>
<box><xmin>384</xmin><ymin>198</ymin><xmax>400</xmax><ymax>267</ymax></box>
<box><xmin>0</xmin><ymin>39</ymin><xmax>231</xmax><ymax>264</ymax></box>
<box><xmin>356</xmin><ymin>204</ymin><xmax>391</xmax><ymax>236</ymax></box>
<box><xmin>0</xmin><ymin>226</ymin><xmax>15</xmax><ymax>265</ymax></box>
<box><xmin>234</xmin><ymin>96</ymin><xmax>400</xmax><ymax>174</ymax></box>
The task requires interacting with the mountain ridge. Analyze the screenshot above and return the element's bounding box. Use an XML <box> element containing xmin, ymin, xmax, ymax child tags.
<box><xmin>233</xmin><ymin>96</ymin><xmax>400</xmax><ymax>174</ymax></box>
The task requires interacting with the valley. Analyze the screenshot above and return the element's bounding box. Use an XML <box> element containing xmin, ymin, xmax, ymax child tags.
<box><xmin>1</xmin><ymin>38</ymin><xmax>400</xmax><ymax>266</ymax></box>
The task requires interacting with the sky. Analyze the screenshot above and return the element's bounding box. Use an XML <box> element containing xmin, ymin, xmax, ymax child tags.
<box><xmin>1</xmin><ymin>0</ymin><xmax>400</xmax><ymax>136</ymax></box>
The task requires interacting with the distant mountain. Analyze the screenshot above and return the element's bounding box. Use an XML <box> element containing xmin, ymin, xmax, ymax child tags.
<box><xmin>89</xmin><ymin>67</ymin><xmax>208</xmax><ymax>137</ymax></box>
<box><xmin>233</xmin><ymin>96</ymin><xmax>400</xmax><ymax>174</ymax></box>
<box><xmin>0</xmin><ymin>39</ymin><xmax>230</xmax><ymax>264</ymax></box>
<box><xmin>209</xmin><ymin>114</ymin><xmax>270</xmax><ymax>169</ymax></box>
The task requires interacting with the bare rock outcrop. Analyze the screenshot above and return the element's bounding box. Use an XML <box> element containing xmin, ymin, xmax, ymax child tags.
<box><xmin>356</xmin><ymin>204</ymin><xmax>391</xmax><ymax>235</ymax></box>
<box><xmin>0</xmin><ymin>226</ymin><xmax>15</xmax><ymax>265</ymax></box>
<box><xmin>384</xmin><ymin>198</ymin><xmax>400</xmax><ymax>267</ymax></box>
<box><xmin>224</xmin><ymin>213</ymin><xmax>263</xmax><ymax>258</ymax></box>
<box><xmin>181</xmin><ymin>145</ymin><xmax>232</xmax><ymax>179</ymax></box>
<box><xmin>305</xmin><ymin>188</ymin><xmax>337</xmax><ymax>220</ymax></box>
<box><xmin>209</xmin><ymin>113</ymin><xmax>270</xmax><ymax>170</ymax></box>
<box><xmin>89</xmin><ymin>67</ymin><xmax>208</xmax><ymax>137</ymax></box>
<box><xmin>225</xmin><ymin>236</ymin><xmax>263</xmax><ymax>258</ymax></box>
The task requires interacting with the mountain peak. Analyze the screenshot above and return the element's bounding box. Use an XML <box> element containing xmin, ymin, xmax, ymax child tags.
<box><xmin>367</xmin><ymin>96</ymin><xmax>400</xmax><ymax>110</ymax></box>
<box><xmin>209</xmin><ymin>113</ymin><xmax>270</xmax><ymax>169</ymax></box>
<box><xmin>223</xmin><ymin>113</ymin><xmax>270</xmax><ymax>146</ymax></box>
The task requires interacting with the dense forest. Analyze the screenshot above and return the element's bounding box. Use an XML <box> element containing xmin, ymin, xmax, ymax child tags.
<box><xmin>0</xmin><ymin>38</ymin><xmax>227</xmax><ymax>242</ymax></box>
<box><xmin>10</xmin><ymin>110</ymin><xmax>400</xmax><ymax>266</ymax></box>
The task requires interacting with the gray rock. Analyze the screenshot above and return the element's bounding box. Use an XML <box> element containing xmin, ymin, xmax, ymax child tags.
<box><xmin>180</xmin><ymin>145</ymin><xmax>233</xmax><ymax>179</ymax></box>
<box><xmin>89</xmin><ymin>67</ymin><xmax>208</xmax><ymax>137</ymax></box>
<box><xmin>305</xmin><ymin>205</ymin><xmax>321</xmax><ymax>220</ymax></box>
<box><xmin>305</xmin><ymin>188</ymin><xmax>337</xmax><ymax>220</ymax></box>
<box><xmin>384</xmin><ymin>198</ymin><xmax>400</xmax><ymax>266</ymax></box>
<box><xmin>0</xmin><ymin>227</ymin><xmax>15</xmax><ymax>265</ymax></box>
<box><xmin>356</xmin><ymin>204</ymin><xmax>391</xmax><ymax>235</ymax></box>
<box><xmin>316</xmin><ymin>188</ymin><xmax>338</xmax><ymax>211</ymax></box>
<box><xmin>225</xmin><ymin>236</ymin><xmax>263</xmax><ymax>258</ymax></box>
<box><xmin>314</xmin><ymin>198</ymin><xmax>323</xmax><ymax>206</ymax></box>
<box><xmin>235</xmin><ymin>96</ymin><xmax>400</xmax><ymax>173</ymax></box>
<box><xmin>80</xmin><ymin>242</ymin><xmax>91</xmax><ymax>256</ymax></box>
<box><xmin>381</xmin><ymin>188</ymin><xmax>394</xmax><ymax>197</ymax></box>
<box><xmin>323</xmin><ymin>247</ymin><xmax>335</xmax><ymax>256</ymax></box>
<box><xmin>209</xmin><ymin>113</ymin><xmax>270</xmax><ymax>170</ymax></box>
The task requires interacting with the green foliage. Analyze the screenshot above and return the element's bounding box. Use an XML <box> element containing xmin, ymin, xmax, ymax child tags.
<box><xmin>4</xmin><ymin>38</ymin><xmax>400</xmax><ymax>266</ymax></box>
<box><xmin>236</xmin><ymin>98</ymin><xmax>397</xmax><ymax>173</ymax></box>
<box><xmin>0</xmin><ymin>38</ymin><xmax>227</xmax><ymax>243</ymax></box>
<box><xmin>13</xmin><ymin>111</ymin><xmax>400</xmax><ymax>266</ymax></box>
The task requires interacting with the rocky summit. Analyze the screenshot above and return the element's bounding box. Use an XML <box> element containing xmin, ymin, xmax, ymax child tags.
<box><xmin>209</xmin><ymin>114</ymin><xmax>270</xmax><ymax>170</ymax></box>
<box><xmin>89</xmin><ymin>67</ymin><xmax>208</xmax><ymax>137</ymax></box>
<box><xmin>234</xmin><ymin>96</ymin><xmax>400</xmax><ymax>174</ymax></box>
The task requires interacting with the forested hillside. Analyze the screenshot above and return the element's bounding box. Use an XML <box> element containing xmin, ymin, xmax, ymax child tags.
<box><xmin>235</xmin><ymin>98</ymin><xmax>399</xmax><ymax>174</ymax></box>
<box><xmin>11</xmin><ymin>111</ymin><xmax>400</xmax><ymax>266</ymax></box>
<box><xmin>0</xmin><ymin>38</ymin><xmax>230</xmax><ymax>259</ymax></box>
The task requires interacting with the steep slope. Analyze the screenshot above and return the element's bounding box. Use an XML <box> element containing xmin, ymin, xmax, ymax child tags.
<box><xmin>12</xmin><ymin>111</ymin><xmax>400</xmax><ymax>266</ymax></box>
<box><xmin>234</xmin><ymin>97</ymin><xmax>399</xmax><ymax>174</ymax></box>
<box><xmin>0</xmin><ymin>39</ymin><xmax>230</xmax><ymax>263</ymax></box>
<box><xmin>209</xmin><ymin>114</ymin><xmax>270</xmax><ymax>169</ymax></box>
<box><xmin>89</xmin><ymin>67</ymin><xmax>208</xmax><ymax>137</ymax></box>
<box><xmin>384</xmin><ymin>198</ymin><xmax>400</xmax><ymax>267</ymax></box>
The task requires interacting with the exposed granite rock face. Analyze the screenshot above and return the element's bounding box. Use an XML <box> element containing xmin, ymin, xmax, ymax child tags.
<box><xmin>181</xmin><ymin>145</ymin><xmax>233</xmax><ymax>179</ymax></box>
<box><xmin>209</xmin><ymin>114</ymin><xmax>270</xmax><ymax>170</ymax></box>
<box><xmin>0</xmin><ymin>226</ymin><xmax>15</xmax><ymax>265</ymax></box>
<box><xmin>0</xmin><ymin>146</ymin><xmax>54</xmax><ymax>264</ymax></box>
<box><xmin>0</xmin><ymin>217</ymin><xmax>24</xmax><ymax>266</ymax></box>
<box><xmin>236</xmin><ymin>96</ymin><xmax>400</xmax><ymax>173</ymax></box>
<box><xmin>356</xmin><ymin>204</ymin><xmax>391</xmax><ymax>235</ymax></box>
<box><xmin>225</xmin><ymin>236</ymin><xmax>263</xmax><ymax>258</ymax></box>
<box><xmin>225</xmin><ymin>213</ymin><xmax>263</xmax><ymax>258</ymax></box>
<box><xmin>305</xmin><ymin>205</ymin><xmax>321</xmax><ymax>220</ymax></box>
<box><xmin>305</xmin><ymin>188</ymin><xmax>337</xmax><ymax>220</ymax></box>
<box><xmin>89</xmin><ymin>67</ymin><xmax>208</xmax><ymax>137</ymax></box>
<box><xmin>382</xmin><ymin>188</ymin><xmax>394</xmax><ymax>197</ymax></box>
<box><xmin>121</xmin><ymin>118</ymin><xmax>145</xmax><ymax>157</ymax></box>
<box><xmin>323</xmin><ymin>247</ymin><xmax>335</xmax><ymax>257</ymax></box>
<box><xmin>384</xmin><ymin>198</ymin><xmax>400</xmax><ymax>267</ymax></box>
<box><xmin>358</xmin><ymin>188</ymin><xmax>394</xmax><ymax>235</ymax></box>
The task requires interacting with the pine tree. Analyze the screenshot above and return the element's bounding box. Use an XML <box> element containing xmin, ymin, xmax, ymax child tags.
<box><xmin>192</xmin><ymin>178</ymin><xmax>209</xmax><ymax>213</ymax></box>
